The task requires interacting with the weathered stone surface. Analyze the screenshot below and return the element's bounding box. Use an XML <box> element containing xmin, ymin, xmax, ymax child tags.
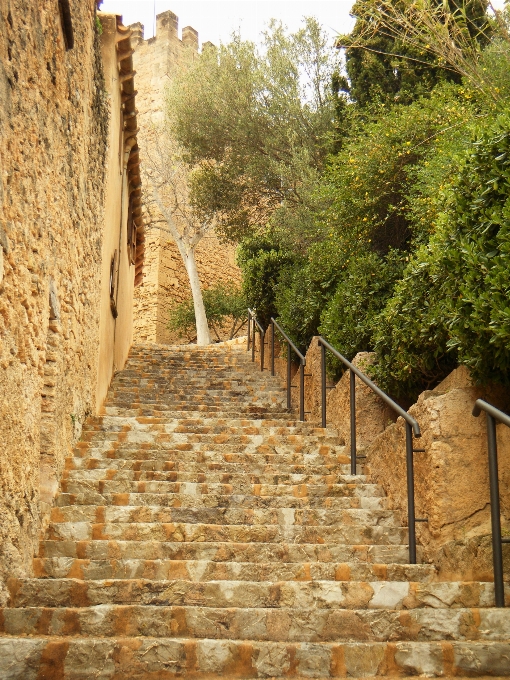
<box><xmin>0</xmin><ymin>0</ymin><xmax>109</xmax><ymax>603</ymax></box>
<box><xmin>365</xmin><ymin>365</ymin><xmax>510</xmax><ymax>579</ymax></box>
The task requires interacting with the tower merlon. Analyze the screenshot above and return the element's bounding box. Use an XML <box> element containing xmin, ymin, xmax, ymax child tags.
<box><xmin>129</xmin><ymin>22</ymin><xmax>144</xmax><ymax>45</ymax></box>
<box><xmin>156</xmin><ymin>10</ymin><xmax>179</xmax><ymax>40</ymax></box>
<box><xmin>182</xmin><ymin>26</ymin><xmax>199</xmax><ymax>51</ymax></box>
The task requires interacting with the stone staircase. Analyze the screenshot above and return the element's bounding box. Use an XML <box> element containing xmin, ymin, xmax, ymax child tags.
<box><xmin>1</xmin><ymin>340</ymin><xmax>509</xmax><ymax>678</ymax></box>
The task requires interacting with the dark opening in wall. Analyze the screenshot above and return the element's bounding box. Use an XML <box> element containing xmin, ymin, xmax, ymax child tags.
<box><xmin>58</xmin><ymin>0</ymin><xmax>74</xmax><ymax>50</ymax></box>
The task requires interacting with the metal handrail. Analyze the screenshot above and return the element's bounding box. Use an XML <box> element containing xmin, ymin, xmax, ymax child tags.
<box><xmin>271</xmin><ymin>318</ymin><xmax>306</xmax><ymax>420</ymax></box>
<box><xmin>246</xmin><ymin>310</ymin><xmax>306</xmax><ymax>421</ymax></box>
<box><xmin>317</xmin><ymin>336</ymin><xmax>423</xmax><ymax>564</ymax></box>
<box><xmin>271</xmin><ymin>318</ymin><xmax>305</xmax><ymax>362</ymax></box>
<box><xmin>247</xmin><ymin>308</ymin><xmax>266</xmax><ymax>371</ymax></box>
<box><xmin>472</xmin><ymin>399</ymin><xmax>510</xmax><ymax>607</ymax></box>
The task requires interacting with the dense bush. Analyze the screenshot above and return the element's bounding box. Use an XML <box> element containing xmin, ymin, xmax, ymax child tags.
<box><xmin>372</xmin><ymin>111</ymin><xmax>510</xmax><ymax>396</ymax></box>
<box><xmin>319</xmin><ymin>250</ymin><xmax>405</xmax><ymax>378</ymax></box>
<box><xmin>444</xmin><ymin>111</ymin><xmax>510</xmax><ymax>383</ymax></box>
<box><xmin>236</xmin><ymin>235</ymin><xmax>297</xmax><ymax>328</ymax></box>
<box><xmin>317</xmin><ymin>85</ymin><xmax>476</xmax><ymax>254</ymax></box>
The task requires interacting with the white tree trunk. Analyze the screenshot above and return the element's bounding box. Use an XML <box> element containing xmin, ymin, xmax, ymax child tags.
<box><xmin>184</xmin><ymin>248</ymin><xmax>211</xmax><ymax>346</ymax></box>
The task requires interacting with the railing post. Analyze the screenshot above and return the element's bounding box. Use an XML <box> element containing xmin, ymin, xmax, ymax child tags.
<box><xmin>260</xmin><ymin>330</ymin><xmax>265</xmax><ymax>372</ymax></box>
<box><xmin>247</xmin><ymin>316</ymin><xmax>251</xmax><ymax>351</ymax></box>
<box><xmin>486</xmin><ymin>412</ymin><xmax>505</xmax><ymax>607</ymax></box>
<box><xmin>271</xmin><ymin>321</ymin><xmax>275</xmax><ymax>376</ymax></box>
<box><xmin>286</xmin><ymin>343</ymin><xmax>291</xmax><ymax>410</ymax></box>
<box><xmin>251</xmin><ymin>322</ymin><xmax>256</xmax><ymax>363</ymax></box>
<box><xmin>320</xmin><ymin>341</ymin><xmax>326</xmax><ymax>428</ymax></box>
<box><xmin>349</xmin><ymin>369</ymin><xmax>356</xmax><ymax>475</ymax></box>
<box><xmin>405</xmin><ymin>422</ymin><xmax>417</xmax><ymax>564</ymax></box>
<box><xmin>299</xmin><ymin>362</ymin><xmax>305</xmax><ymax>421</ymax></box>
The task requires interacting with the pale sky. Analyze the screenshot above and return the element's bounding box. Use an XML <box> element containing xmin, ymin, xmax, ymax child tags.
<box><xmin>99</xmin><ymin>1</ymin><xmax>355</xmax><ymax>48</ymax></box>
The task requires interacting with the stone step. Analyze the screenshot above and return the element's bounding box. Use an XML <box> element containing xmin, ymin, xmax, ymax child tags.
<box><xmin>72</xmin><ymin>446</ymin><xmax>349</xmax><ymax>464</ymax></box>
<box><xmin>54</xmin><ymin>491</ymin><xmax>389</xmax><ymax>510</ymax></box>
<box><xmin>79</xmin><ymin>431</ymin><xmax>343</xmax><ymax>447</ymax></box>
<box><xmin>38</xmin><ymin>540</ymin><xmax>414</xmax><ymax>564</ymax></box>
<box><xmin>8</xmin><ymin>578</ymin><xmax>506</xmax><ymax>610</ymax></box>
<box><xmin>58</xmin><ymin>479</ymin><xmax>385</xmax><ymax>499</ymax></box>
<box><xmin>104</xmin><ymin>407</ymin><xmax>299</xmax><ymax>420</ymax></box>
<box><xmin>1</xmin><ymin>636</ymin><xmax>508</xmax><ymax>678</ymax></box>
<box><xmin>81</xmin><ymin>417</ymin><xmax>339</xmax><ymax>436</ymax></box>
<box><xmin>44</xmin><ymin>521</ymin><xmax>408</xmax><ymax>546</ymax></box>
<box><xmin>32</xmin><ymin>559</ymin><xmax>437</xmax><ymax>583</ymax></box>
<box><xmin>49</xmin><ymin>505</ymin><xmax>399</xmax><ymax>527</ymax></box>
<box><xmin>106</xmin><ymin>403</ymin><xmax>286</xmax><ymax>415</ymax></box>
<box><xmin>61</xmin><ymin>469</ymin><xmax>369</xmax><ymax>485</ymax></box>
<box><xmin>110</xmin><ymin>387</ymin><xmax>285</xmax><ymax>397</ymax></box>
<box><xmin>1</xmin><ymin>604</ymin><xmax>509</xmax><ymax>642</ymax></box>
<box><xmin>66</xmin><ymin>457</ymin><xmax>361</xmax><ymax>476</ymax></box>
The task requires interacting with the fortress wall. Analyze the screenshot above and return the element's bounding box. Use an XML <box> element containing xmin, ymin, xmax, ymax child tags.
<box><xmin>130</xmin><ymin>11</ymin><xmax>241</xmax><ymax>345</ymax></box>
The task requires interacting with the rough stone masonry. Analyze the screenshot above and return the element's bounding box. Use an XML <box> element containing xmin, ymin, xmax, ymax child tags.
<box><xmin>129</xmin><ymin>11</ymin><xmax>242</xmax><ymax>345</ymax></box>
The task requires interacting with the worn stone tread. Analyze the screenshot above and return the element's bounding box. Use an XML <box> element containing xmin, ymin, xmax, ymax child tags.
<box><xmin>38</xmin><ymin>540</ymin><xmax>414</xmax><ymax>564</ymax></box>
<box><xmin>2</xmin><ymin>604</ymin><xmax>510</xmax><ymax>641</ymax></box>
<box><xmin>0</xmin><ymin>636</ymin><xmax>510</xmax><ymax>679</ymax></box>
<box><xmin>32</xmin><ymin>558</ymin><xmax>438</xmax><ymax>582</ymax></box>
<box><xmin>8</xmin><ymin>577</ymin><xmax>507</xmax><ymax>609</ymax></box>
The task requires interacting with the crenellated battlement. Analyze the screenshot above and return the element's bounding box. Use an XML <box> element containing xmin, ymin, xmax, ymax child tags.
<box><xmin>129</xmin><ymin>10</ymin><xmax>200</xmax><ymax>52</ymax></box>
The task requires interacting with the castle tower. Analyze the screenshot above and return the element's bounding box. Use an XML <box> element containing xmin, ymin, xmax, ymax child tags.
<box><xmin>130</xmin><ymin>11</ymin><xmax>241</xmax><ymax>344</ymax></box>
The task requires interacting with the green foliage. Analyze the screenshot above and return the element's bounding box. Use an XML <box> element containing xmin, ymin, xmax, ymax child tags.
<box><xmin>444</xmin><ymin>111</ymin><xmax>510</xmax><ymax>383</ymax></box>
<box><xmin>167</xmin><ymin>18</ymin><xmax>338</xmax><ymax>241</ymax></box>
<box><xmin>371</xmin><ymin>236</ymin><xmax>456</xmax><ymax>397</ymax></box>
<box><xmin>237</xmin><ymin>235</ymin><xmax>297</xmax><ymax>328</ymax></box>
<box><xmin>319</xmin><ymin>250</ymin><xmax>405</xmax><ymax>377</ymax></box>
<box><xmin>372</xmin><ymin>111</ymin><xmax>510</xmax><ymax>396</ymax></box>
<box><xmin>338</xmin><ymin>0</ymin><xmax>491</xmax><ymax>107</ymax></box>
<box><xmin>318</xmin><ymin>84</ymin><xmax>477</xmax><ymax>255</ymax></box>
<box><xmin>273</xmin><ymin>266</ymin><xmax>326</xmax><ymax>351</ymax></box>
<box><xmin>168</xmin><ymin>282</ymin><xmax>247</xmax><ymax>342</ymax></box>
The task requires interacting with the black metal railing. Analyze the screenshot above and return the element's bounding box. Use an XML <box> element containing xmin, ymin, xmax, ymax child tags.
<box><xmin>271</xmin><ymin>318</ymin><xmax>307</xmax><ymax>421</ymax></box>
<box><xmin>318</xmin><ymin>337</ymin><xmax>423</xmax><ymax>564</ymax></box>
<box><xmin>247</xmin><ymin>308</ymin><xmax>266</xmax><ymax>372</ymax></box>
<box><xmin>246</xmin><ymin>310</ymin><xmax>307</xmax><ymax>421</ymax></box>
<box><xmin>473</xmin><ymin>399</ymin><xmax>510</xmax><ymax>608</ymax></box>
<box><xmin>245</xmin><ymin>312</ymin><xmax>510</xmax><ymax>575</ymax></box>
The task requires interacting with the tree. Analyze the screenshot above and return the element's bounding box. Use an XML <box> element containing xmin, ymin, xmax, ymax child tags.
<box><xmin>143</xmin><ymin>132</ymin><xmax>213</xmax><ymax>345</ymax></box>
<box><xmin>166</xmin><ymin>18</ymin><xmax>339</xmax><ymax>242</ymax></box>
<box><xmin>337</xmin><ymin>0</ymin><xmax>497</xmax><ymax>106</ymax></box>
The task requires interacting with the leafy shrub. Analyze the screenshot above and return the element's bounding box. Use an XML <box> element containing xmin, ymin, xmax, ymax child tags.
<box><xmin>444</xmin><ymin>111</ymin><xmax>510</xmax><ymax>383</ymax></box>
<box><xmin>373</xmin><ymin>111</ymin><xmax>510</xmax><ymax>396</ymax></box>
<box><xmin>237</xmin><ymin>235</ymin><xmax>297</xmax><ymax>327</ymax></box>
<box><xmin>371</xmin><ymin>236</ymin><xmax>456</xmax><ymax>398</ymax></box>
<box><xmin>168</xmin><ymin>282</ymin><xmax>247</xmax><ymax>342</ymax></box>
<box><xmin>318</xmin><ymin>249</ymin><xmax>405</xmax><ymax>378</ymax></box>
<box><xmin>317</xmin><ymin>84</ymin><xmax>476</xmax><ymax>255</ymax></box>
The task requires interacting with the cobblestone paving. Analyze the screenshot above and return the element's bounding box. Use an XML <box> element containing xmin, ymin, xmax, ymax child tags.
<box><xmin>1</xmin><ymin>341</ymin><xmax>509</xmax><ymax>678</ymax></box>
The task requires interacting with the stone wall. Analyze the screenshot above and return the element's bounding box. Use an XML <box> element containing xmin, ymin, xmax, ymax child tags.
<box><xmin>130</xmin><ymin>11</ymin><xmax>241</xmax><ymax>345</ymax></box>
<box><xmin>0</xmin><ymin>0</ymin><xmax>137</xmax><ymax>602</ymax></box>
<box><xmin>365</xmin><ymin>367</ymin><xmax>510</xmax><ymax>580</ymax></box>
